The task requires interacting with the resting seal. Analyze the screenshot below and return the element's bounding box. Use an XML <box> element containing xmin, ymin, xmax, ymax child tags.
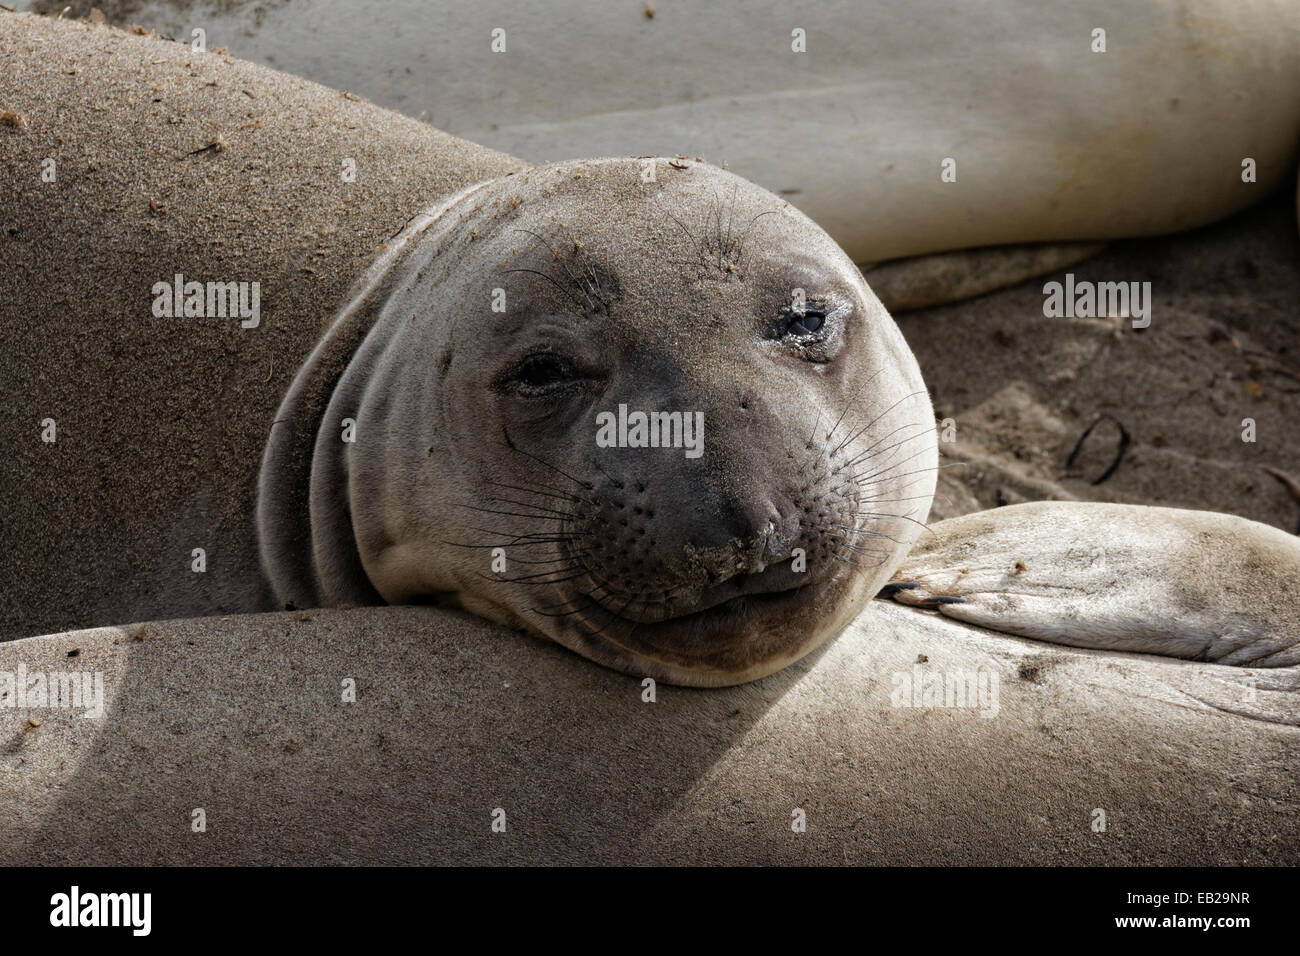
<box><xmin>257</xmin><ymin>159</ymin><xmax>936</xmax><ymax>685</ymax></box>
<box><xmin>1</xmin><ymin>8</ymin><xmax>1296</xmax><ymax>870</ymax></box>
<box><xmin>69</xmin><ymin>0</ymin><xmax>1300</xmax><ymax>265</ymax></box>
<box><xmin>2</xmin><ymin>14</ymin><xmax>1299</xmax><ymax>687</ymax></box>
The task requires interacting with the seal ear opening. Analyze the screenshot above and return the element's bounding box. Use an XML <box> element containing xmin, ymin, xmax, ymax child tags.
<box><xmin>256</xmin><ymin>181</ymin><xmax>497</xmax><ymax>610</ymax></box>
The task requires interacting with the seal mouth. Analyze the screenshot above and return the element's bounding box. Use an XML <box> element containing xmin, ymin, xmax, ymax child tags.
<box><xmin>590</xmin><ymin>559</ymin><xmax>815</xmax><ymax>625</ymax></box>
<box><xmin>567</xmin><ymin>561</ymin><xmax>850</xmax><ymax>661</ymax></box>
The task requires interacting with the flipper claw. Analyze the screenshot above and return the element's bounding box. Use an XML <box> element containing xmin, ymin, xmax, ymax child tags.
<box><xmin>878</xmin><ymin>580</ymin><xmax>920</xmax><ymax>596</ymax></box>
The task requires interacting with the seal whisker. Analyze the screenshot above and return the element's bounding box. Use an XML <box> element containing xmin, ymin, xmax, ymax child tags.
<box><xmin>589</xmin><ymin>459</ymin><xmax>626</xmax><ymax>489</ymax></box>
<box><xmin>806</xmin><ymin>411</ymin><xmax>823</xmax><ymax>449</ymax></box>
<box><xmin>506</xmin><ymin>529</ymin><xmax>586</xmax><ymax>540</ymax></box>
<box><xmin>500</xmin><ymin>267</ymin><xmax>590</xmax><ymax>311</ymax></box>
<box><xmin>734</xmin><ymin>209</ymin><xmax>777</xmax><ymax>258</ymax></box>
<box><xmin>724</xmin><ymin>183</ymin><xmax>737</xmax><ymax>254</ymax></box>
<box><xmin>716</xmin><ymin>189</ymin><xmax>727</xmax><ymax>249</ymax></box>
<box><xmin>842</xmin><ymin>423</ymin><xmax>934</xmax><ymax>468</ymax></box>
<box><xmin>661</xmin><ymin>207</ymin><xmax>711</xmax><ymax>267</ymax></box>
<box><xmin>851</xmin><ymin>493</ymin><xmax>937</xmax><ymax>505</ymax></box>
<box><xmin>850</xmin><ymin>446</ymin><xmax>940</xmax><ymax>485</ymax></box>
<box><xmin>825</xmin><ymin>366</ymin><xmax>887</xmax><ymax>443</ymax></box>
<box><xmin>843</xmin><ymin>439</ymin><xmax>933</xmax><ymax>479</ymax></box>
<box><xmin>442</xmin><ymin>530</ymin><xmax>585</xmax><ymax>550</ymax></box>
<box><xmin>499</xmin><ymin>550</ymin><xmax>591</xmax><ymax>566</ymax></box>
<box><xmin>532</xmin><ymin>583</ymin><xmax>639</xmax><ymax>652</ymax></box>
<box><xmin>581</xmin><ymin>262</ymin><xmax>613</xmax><ymax>311</ymax></box>
<box><xmin>832</xmin><ymin>389</ymin><xmax>929</xmax><ymax>455</ymax></box>
<box><xmin>455</xmin><ymin>505</ymin><xmax>571</xmax><ymax>522</ymax></box>
<box><xmin>484</xmin><ymin>567</ymin><xmax>589</xmax><ymax>586</ymax></box>
<box><xmin>831</xmin><ymin>553</ymin><xmax>889</xmax><ymax>571</ymax></box>
<box><xmin>532</xmin><ymin>576</ymin><xmax>618</xmax><ymax>615</ymax></box>
<box><xmin>856</xmin><ymin>487</ymin><xmax>934</xmax><ymax>505</ymax></box>
<box><xmin>499</xmin><ymin>428</ymin><xmax>595</xmax><ymax>489</ymax></box>
<box><xmin>851</xmin><ymin>510</ymin><xmax>937</xmax><ymax>537</ymax></box>
<box><xmin>851</xmin><ymin>463</ymin><xmax>964</xmax><ymax>487</ymax></box>
<box><xmin>512</xmin><ymin>226</ymin><xmax>615</xmax><ymax>314</ymax></box>
<box><xmin>530</xmin><ymin>598</ymin><xmax>596</xmax><ymax>617</ymax></box>
<box><xmin>839</xmin><ymin>541</ymin><xmax>893</xmax><ymax>557</ymax></box>
<box><xmin>531</xmin><ymin>575</ymin><xmax>632</xmax><ymax>616</ymax></box>
<box><xmin>481</xmin><ymin>496</ymin><xmax>575</xmax><ymax>519</ymax></box>
<box><xmin>513</xmin><ymin>226</ymin><xmax>591</xmax><ymax>303</ymax></box>
<box><xmin>835</xmin><ymin>524</ymin><xmax>908</xmax><ymax>545</ymax></box>
<box><xmin>485</xmin><ymin>480</ymin><xmax>583</xmax><ymax>504</ymax></box>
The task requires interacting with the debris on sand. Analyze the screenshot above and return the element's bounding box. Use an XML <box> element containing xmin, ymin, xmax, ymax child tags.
<box><xmin>187</xmin><ymin>133</ymin><xmax>229</xmax><ymax>156</ymax></box>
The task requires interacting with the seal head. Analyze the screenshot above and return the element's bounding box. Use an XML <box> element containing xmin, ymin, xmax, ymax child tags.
<box><xmin>260</xmin><ymin>158</ymin><xmax>937</xmax><ymax>685</ymax></box>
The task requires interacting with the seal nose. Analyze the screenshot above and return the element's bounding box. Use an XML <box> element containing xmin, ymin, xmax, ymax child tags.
<box><xmin>684</xmin><ymin>498</ymin><xmax>797</xmax><ymax>582</ymax></box>
<box><xmin>738</xmin><ymin>519</ymin><xmax>794</xmax><ymax>573</ymax></box>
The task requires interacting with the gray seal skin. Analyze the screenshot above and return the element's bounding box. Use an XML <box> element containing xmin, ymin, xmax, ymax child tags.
<box><xmin>259</xmin><ymin>159</ymin><xmax>937</xmax><ymax>686</ymax></box>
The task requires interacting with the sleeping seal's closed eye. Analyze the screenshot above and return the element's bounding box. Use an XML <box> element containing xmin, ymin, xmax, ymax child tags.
<box><xmin>494</xmin><ymin>351</ymin><xmax>586</xmax><ymax>397</ymax></box>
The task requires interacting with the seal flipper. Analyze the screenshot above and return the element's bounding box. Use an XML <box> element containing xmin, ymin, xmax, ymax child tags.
<box><xmin>884</xmin><ymin>501</ymin><xmax>1300</xmax><ymax>667</ymax></box>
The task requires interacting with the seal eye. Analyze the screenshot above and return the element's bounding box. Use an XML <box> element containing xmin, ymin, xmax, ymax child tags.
<box><xmin>787</xmin><ymin>310</ymin><xmax>825</xmax><ymax>336</ymax></box>
<box><xmin>778</xmin><ymin>302</ymin><xmax>829</xmax><ymax>339</ymax></box>
<box><xmin>500</xmin><ymin>353</ymin><xmax>581</xmax><ymax>395</ymax></box>
<box><xmin>765</xmin><ymin>293</ymin><xmax>844</xmax><ymax>364</ymax></box>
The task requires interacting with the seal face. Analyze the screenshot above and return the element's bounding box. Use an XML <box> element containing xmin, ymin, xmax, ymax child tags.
<box><xmin>260</xmin><ymin>158</ymin><xmax>937</xmax><ymax>685</ymax></box>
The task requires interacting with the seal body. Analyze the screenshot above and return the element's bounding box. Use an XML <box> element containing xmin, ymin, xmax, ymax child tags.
<box><xmin>0</xmin><ymin>15</ymin><xmax>526</xmax><ymax>639</ymax></box>
<box><xmin>52</xmin><ymin>0</ymin><xmax>1300</xmax><ymax>263</ymax></box>
<box><xmin>2</xmin><ymin>602</ymin><xmax>1295</xmax><ymax>865</ymax></box>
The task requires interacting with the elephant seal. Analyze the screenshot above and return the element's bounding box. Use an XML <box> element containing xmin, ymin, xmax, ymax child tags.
<box><xmin>2</xmin><ymin>14</ymin><xmax>1298</xmax><ymax>688</ymax></box>
<box><xmin>259</xmin><ymin>170</ymin><xmax>1300</xmax><ymax>683</ymax></box>
<box><xmin>56</xmin><ymin>0</ymin><xmax>1300</xmax><ymax>265</ymax></box>
<box><xmin>2</xmin><ymin>601</ymin><xmax>1296</xmax><ymax>866</ymax></box>
<box><xmin>257</xmin><ymin>157</ymin><xmax>937</xmax><ymax>686</ymax></box>
<box><xmin>0</xmin><ymin>13</ymin><xmax>527</xmax><ymax>641</ymax></box>
<box><xmin>0</xmin><ymin>13</ymin><xmax>935</xmax><ymax>686</ymax></box>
